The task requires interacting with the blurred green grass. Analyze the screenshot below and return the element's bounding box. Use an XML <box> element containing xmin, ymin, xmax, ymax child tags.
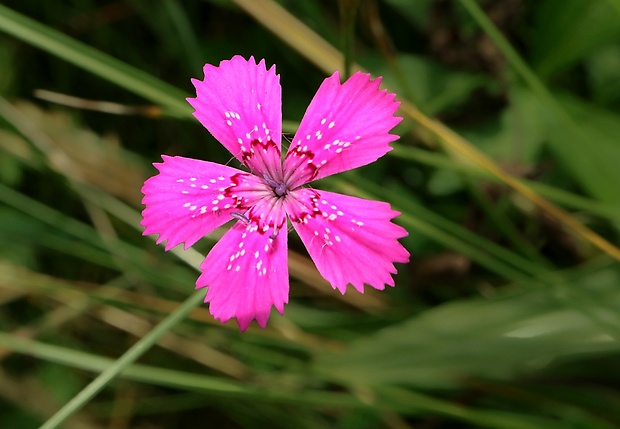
<box><xmin>1</xmin><ymin>0</ymin><xmax>620</xmax><ymax>428</ymax></box>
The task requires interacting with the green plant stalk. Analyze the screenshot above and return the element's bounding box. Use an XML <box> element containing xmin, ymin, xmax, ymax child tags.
<box><xmin>0</xmin><ymin>4</ymin><xmax>191</xmax><ymax>118</ymax></box>
<box><xmin>0</xmin><ymin>332</ymin><xmax>569</xmax><ymax>429</ymax></box>
<box><xmin>38</xmin><ymin>290</ymin><xmax>205</xmax><ymax>429</ymax></box>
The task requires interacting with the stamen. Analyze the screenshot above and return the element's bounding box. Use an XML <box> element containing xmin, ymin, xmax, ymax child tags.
<box><xmin>231</xmin><ymin>212</ymin><xmax>250</xmax><ymax>224</ymax></box>
<box><xmin>263</xmin><ymin>173</ymin><xmax>287</xmax><ymax>197</ymax></box>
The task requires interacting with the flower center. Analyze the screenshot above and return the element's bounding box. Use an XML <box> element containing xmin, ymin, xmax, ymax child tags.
<box><xmin>263</xmin><ymin>173</ymin><xmax>288</xmax><ymax>197</ymax></box>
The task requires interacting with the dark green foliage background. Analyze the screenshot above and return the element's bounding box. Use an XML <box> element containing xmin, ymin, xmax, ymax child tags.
<box><xmin>1</xmin><ymin>1</ymin><xmax>620</xmax><ymax>428</ymax></box>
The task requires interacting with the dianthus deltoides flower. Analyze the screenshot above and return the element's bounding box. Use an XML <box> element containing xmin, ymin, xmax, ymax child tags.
<box><xmin>141</xmin><ymin>56</ymin><xmax>409</xmax><ymax>330</ymax></box>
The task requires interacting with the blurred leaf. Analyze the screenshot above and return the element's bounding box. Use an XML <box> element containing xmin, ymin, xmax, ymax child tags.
<box><xmin>586</xmin><ymin>45</ymin><xmax>620</xmax><ymax>107</ymax></box>
<box><xmin>548</xmin><ymin>91</ymin><xmax>620</xmax><ymax>205</ymax></box>
<box><xmin>529</xmin><ymin>0</ymin><xmax>620</xmax><ymax>79</ymax></box>
<box><xmin>37</xmin><ymin>364</ymin><xmax>82</xmax><ymax>404</ymax></box>
<box><xmin>316</xmin><ymin>262</ymin><xmax>620</xmax><ymax>389</ymax></box>
<box><xmin>0</xmin><ymin>410</ymin><xmax>40</xmax><ymax>429</ymax></box>
<box><xmin>362</xmin><ymin>53</ymin><xmax>488</xmax><ymax>115</ymax></box>
<box><xmin>0</xmin><ymin>208</ymin><xmax>38</xmax><ymax>267</ymax></box>
<box><xmin>381</xmin><ymin>0</ymin><xmax>433</xmax><ymax>31</ymax></box>
<box><xmin>427</xmin><ymin>169</ymin><xmax>464</xmax><ymax>196</ymax></box>
<box><xmin>0</xmin><ymin>38</ymin><xmax>16</xmax><ymax>94</ymax></box>
<box><xmin>0</xmin><ymin>152</ymin><xmax>22</xmax><ymax>185</ymax></box>
<box><xmin>461</xmin><ymin>86</ymin><xmax>548</xmax><ymax>168</ymax></box>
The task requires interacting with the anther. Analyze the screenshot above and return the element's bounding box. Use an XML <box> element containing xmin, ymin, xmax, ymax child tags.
<box><xmin>263</xmin><ymin>173</ymin><xmax>287</xmax><ymax>197</ymax></box>
<box><xmin>231</xmin><ymin>212</ymin><xmax>250</xmax><ymax>224</ymax></box>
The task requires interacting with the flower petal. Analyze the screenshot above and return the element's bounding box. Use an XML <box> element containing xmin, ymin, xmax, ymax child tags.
<box><xmin>141</xmin><ymin>155</ymin><xmax>270</xmax><ymax>251</ymax></box>
<box><xmin>197</xmin><ymin>197</ymin><xmax>289</xmax><ymax>331</ymax></box>
<box><xmin>187</xmin><ymin>56</ymin><xmax>283</xmax><ymax>178</ymax></box>
<box><xmin>285</xmin><ymin>188</ymin><xmax>409</xmax><ymax>293</ymax></box>
<box><xmin>283</xmin><ymin>72</ymin><xmax>401</xmax><ymax>188</ymax></box>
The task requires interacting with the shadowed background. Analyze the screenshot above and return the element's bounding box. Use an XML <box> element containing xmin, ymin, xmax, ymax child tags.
<box><xmin>1</xmin><ymin>0</ymin><xmax>620</xmax><ymax>428</ymax></box>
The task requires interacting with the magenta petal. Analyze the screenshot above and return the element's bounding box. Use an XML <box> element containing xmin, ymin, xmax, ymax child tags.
<box><xmin>197</xmin><ymin>197</ymin><xmax>289</xmax><ymax>331</ymax></box>
<box><xmin>283</xmin><ymin>71</ymin><xmax>402</xmax><ymax>188</ymax></box>
<box><xmin>187</xmin><ymin>56</ymin><xmax>283</xmax><ymax>178</ymax></box>
<box><xmin>141</xmin><ymin>155</ymin><xmax>268</xmax><ymax>251</ymax></box>
<box><xmin>285</xmin><ymin>189</ymin><xmax>409</xmax><ymax>294</ymax></box>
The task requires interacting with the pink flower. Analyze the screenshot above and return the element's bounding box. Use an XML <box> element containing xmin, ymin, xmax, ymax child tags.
<box><xmin>141</xmin><ymin>56</ymin><xmax>409</xmax><ymax>330</ymax></box>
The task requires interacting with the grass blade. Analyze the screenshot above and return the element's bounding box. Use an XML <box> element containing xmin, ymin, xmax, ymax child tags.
<box><xmin>0</xmin><ymin>4</ymin><xmax>191</xmax><ymax>117</ymax></box>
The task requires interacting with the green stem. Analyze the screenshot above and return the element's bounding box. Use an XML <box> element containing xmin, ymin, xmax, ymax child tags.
<box><xmin>38</xmin><ymin>290</ymin><xmax>205</xmax><ymax>429</ymax></box>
